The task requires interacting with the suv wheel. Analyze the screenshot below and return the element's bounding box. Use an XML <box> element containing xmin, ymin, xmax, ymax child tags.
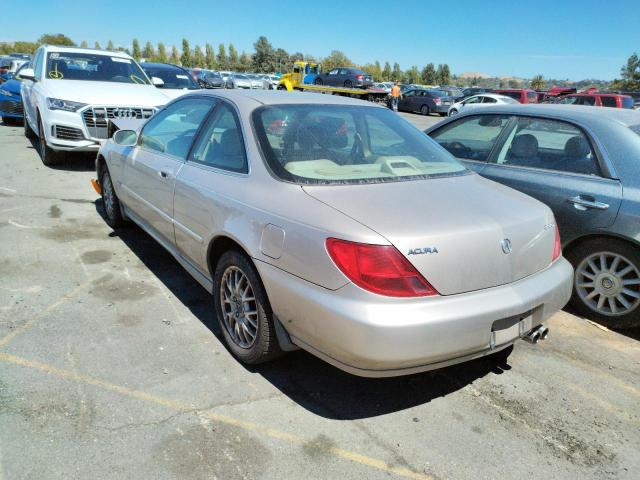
<box><xmin>567</xmin><ymin>238</ymin><xmax>640</xmax><ymax>329</ymax></box>
<box><xmin>38</xmin><ymin>116</ymin><xmax>62</xmax><ymax>166</ymax></box>
<box><xmin>214</xmin><ymin>250</ymin><xmax>282</xmax><ymax>364</ymax></box>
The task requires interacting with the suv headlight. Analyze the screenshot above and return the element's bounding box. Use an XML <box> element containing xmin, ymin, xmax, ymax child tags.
<box><xmin>46</xmin><ymin>98</ymin><xmax>87</xmax><ymax>112</ymax></box>
<box><xmin>0</xmin><ymin>88</ymin><xmax>15</xmax><ymax>97</ymax></box>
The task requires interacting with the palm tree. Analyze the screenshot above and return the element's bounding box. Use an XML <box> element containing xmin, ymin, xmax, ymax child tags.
<box><xmin>530</xmin><ymin>74</ymin><xmax>545</xmax><ymax>91</ymax></box>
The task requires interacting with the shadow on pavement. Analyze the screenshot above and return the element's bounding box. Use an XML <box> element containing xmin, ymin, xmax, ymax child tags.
<box><xmin>26</xmin><ymin>137</ymin><xmax>96</xmax><ymax>172</ymax></box>
<box><xmin>96</xmin><ymin>200</ymin><xmax>501</xmax><ymax>420</ymax></box>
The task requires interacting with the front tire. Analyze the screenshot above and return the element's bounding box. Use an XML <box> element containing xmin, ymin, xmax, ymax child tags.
<box><xmin>344</xmin><ymin>80</ymin><xmax>353</xmax><ymax>88</ymax></box>
<box><xmin>100</xmin><ymin>166</ymin><xmax>125</xmax><ymax>228</ymax></box>
<box><xmin>37</xmin><ymin>115</ymin><xmax>63</xmax><ymax>166</ymax></box>
<box><xmin>314</xmin><ymin>78</ymin><xmax>323</xmax><ymax>85</ymax></box>
<box><xmin>566</xmin><ymin>238</ymin><xmax>640</xmax><ymax>329</ymax></box>
<box><xmin>24</xmin><ymin>111</ymin><xmax>37</xmax><ymax>139</ymax></box>
<box><xmin>449</xmin><ymin>109</ymin><xmax>458</xmax><ymax>116</ymax></box>
<box><xmin>214</xmin><ymin>250</ymin><xmax>282</xmax><ymax>364</ymax></box>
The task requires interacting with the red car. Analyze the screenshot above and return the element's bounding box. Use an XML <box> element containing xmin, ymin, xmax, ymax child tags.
<box><xmin>492</xmin><ymin>89</ymin><xmax>538</xmax><ymax>104</ymax></box>
<box><xmin>558</xmin><ymin>93</ymin><xmax>634</xmax><ymax>109</ymax></box>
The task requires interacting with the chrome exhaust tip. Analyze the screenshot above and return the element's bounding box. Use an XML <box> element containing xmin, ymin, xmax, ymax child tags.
<box><xmin>523</xmin><ymin>325</ymin><xmax>548</xmax><ymax>344</ymax></box>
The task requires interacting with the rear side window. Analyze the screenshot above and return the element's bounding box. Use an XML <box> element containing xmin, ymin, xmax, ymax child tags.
<box><xmin>601</xmin><ymin>96</ymin><xmax>617</xmax><ymax>108</ymax></box>
<box><xmin>527</xmin><ymin>91</ymin><xmax>538</xmax><ymax>102</ymax></box>
<box><xmin>190</xmin><ymin>103</ymin><xmax>248</xmax><ymax>173</ymax></box>
<box><xmin>430</xmin><ymin>115</ymin><xmax>511</xmax><ymax>161</ymax></box>
<box><xmin>493</xmin><ymin>117</ymin><xmax>600</xmax><ymax>176</ymax></box>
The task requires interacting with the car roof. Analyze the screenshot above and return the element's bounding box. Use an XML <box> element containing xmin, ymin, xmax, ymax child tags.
<box><xmin>140</xmin><ymin>62</ymin><xmax>183</xmax><ymax>70</ymax></box>
<box><xmin>445</xmin><ymin>103</ymin><xmax>640</xmax><ymax>127</ymax></box>
<box><xmin>41</xmin><ymin>45</ymin><xmax>132</xmax><ymax>59</ymax></box>
<box><xmin>180</xmin><ymin>89</ymin><xmax>383</xmax><ymax>109</ymax></box>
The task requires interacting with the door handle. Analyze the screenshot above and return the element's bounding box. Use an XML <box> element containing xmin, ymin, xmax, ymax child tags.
<box><xmin>158</xmin><ymin>170</ymin><xmax>171</xmax><ymax>179</ymax></box>
<box><xmin>568</xmin><ymin>195</ymin><xmax>609</xmax><ymax>211</ymax></box>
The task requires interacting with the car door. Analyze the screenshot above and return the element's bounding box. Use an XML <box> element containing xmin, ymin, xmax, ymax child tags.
<box><xmin>325</xmin><ymin>69</ymin><xmax>339</xmax><ymax>86</ymax></box>
<box><xmin>173</xmin><ymin>100</ymin><xmax>248</xmax><ymax>274</ymax></box>
<box><xmin>428</xmin><ymin>114</ymin><xmax>513</xmax><ymax>173</ymax></box>
<box><xmin>479</xmin><ymin>115</ymin><xmax>622</xmax><ymax>243</ymax></box>
<box><xmin>399</xmin><ymin>90</ymin><xmax>417</xmax><ymax>112</ymax></box>
<box><xmin>459</xmin><ymin>95</ymin><xmax>482</xmax><ymax>113</ymax></box>
<box><xmin>121</xmin><ymin>97</ymin><xmax>215</xmax><ymax>245</ymax></box>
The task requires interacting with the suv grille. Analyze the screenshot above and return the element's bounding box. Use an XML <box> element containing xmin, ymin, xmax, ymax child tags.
<box><xmin>82</xmin><ymin>106</ymin><xmax>156</xmax><ymax>139</ymax></box>
<box><xmin>53</xmin><ymin>125</ymin><xmax>84</xmax><ymax>141</ymax></box>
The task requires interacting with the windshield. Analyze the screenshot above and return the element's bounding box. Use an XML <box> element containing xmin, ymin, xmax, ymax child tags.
<box><xmin>142</xmin><ymin>66</ymin><xmax>198</xmax><ymax>89</ymax></box>
<box><xmin>45</xmin><ymin>52</ymin><xmax>150</xmax><ymax>84</ymax></box>
<box><xmin>253</xmin><ymin>105</ymin><xmax>466</xmax><ymax>185</ymax></box>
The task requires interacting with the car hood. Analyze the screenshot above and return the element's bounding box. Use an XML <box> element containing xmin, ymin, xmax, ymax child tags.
<box><xmin>303</xmin><ymin>174</ymin><xmax>556</xmax><ymax>295</ymax></box>
<box><xmin>156</xmin><ymin>88</ymin><xmax>198</xmax><ymax>99</ymax></box>
<box><xmin>41</xmin><ymin>79</ymin><xmax>171</xmax><ymax>106</ymax></box>
<box><xmin>1</xmin><ymin>79</ymin><xmax>21</xmax><ymax>95</ymax></box>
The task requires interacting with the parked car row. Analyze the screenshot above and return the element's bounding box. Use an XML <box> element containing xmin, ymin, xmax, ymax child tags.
<box><xmin>188</xmin><ymin>68</ymin><xmax>280</xmax><ymax>90</ymax></box>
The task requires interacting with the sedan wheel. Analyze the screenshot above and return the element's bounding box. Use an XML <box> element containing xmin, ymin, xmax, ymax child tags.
<box><xmin>214</xmin><ymin>250</ymin><xmax>282</xmax><ymax>364</ymax></box>
<box><xmin>344</xmin><ymin>80</ymin><xmax>352</xmax><ymax>88</ymax></box>
<box><xmin>314</xmin><ymin>78</ymin><xmax>323</xmax><ymax>85</ymax></box>
<box><xmin>100</xmin><ymin>166</ymin><xmax>125</xmax><ymax>228</ymax></box>
<box><xmin>449</xmin><ymin>109</ymin><xmax>458</xmax><ymax>116</ymax></box>
<box><xmin>568</xmin><ymin>239</ymin><xmax>640</xmax><ymax>328</ymax></box>
<box><xmin>420</xmin><ymin>105</ymin><xmax>430</xmax><ymax>116</ymax></box>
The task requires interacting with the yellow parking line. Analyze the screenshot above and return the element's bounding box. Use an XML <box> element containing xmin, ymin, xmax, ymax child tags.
<box><xmin>0</xmin><ymin>281</ymin><xmax>91</xmax><ymax>349</ymax></box>
<box><xmin>0</xmin><ymin>352</ymin><xmax>434</xmax><ymax>480</ymax></box>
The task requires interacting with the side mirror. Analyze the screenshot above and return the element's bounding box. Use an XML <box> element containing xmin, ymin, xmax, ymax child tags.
<box><xmin>113</xmin><ymin>129</ymin><xmax>138</xmax><ymax>146</ymax></box>
<box><xmin>19</xmin><ymin>68</ymin><xmax>36</xmax><ymax>81</ymax></box>
<box><xmin>151</xmin><ymin>76</ymin><xmax>165</xmax><ymax>87</ymax></box>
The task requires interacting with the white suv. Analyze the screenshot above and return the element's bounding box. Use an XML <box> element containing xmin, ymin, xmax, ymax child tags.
<box><xmin>20</xmin><ymin>45</ymin><xmax>171</xmax><ymax>165</ymax></box>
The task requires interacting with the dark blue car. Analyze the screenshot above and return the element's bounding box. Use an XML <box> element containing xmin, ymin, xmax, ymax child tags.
<box><xmin>426</xmin><ymin>104</ymin><xmax>640</xmax><ymax>329</ymax></box>
<box><xmin>0</xmin><ymin>63</ymin><xmax>28</xmax><ymax>124</ymax></box>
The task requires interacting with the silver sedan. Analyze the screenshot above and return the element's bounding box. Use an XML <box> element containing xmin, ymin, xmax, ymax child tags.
<box><xmin>95</xmin><ymin>90</ymin><xmax>573</xmax><ymax>377</ymax></box>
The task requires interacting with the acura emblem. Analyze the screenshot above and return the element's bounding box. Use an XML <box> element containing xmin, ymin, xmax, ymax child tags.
<box><xmin>501</xmin><ymin>238</ymin><xmax>512</xmax><ymax>254</ymax></box>
<box><xmin>113</xmin><ymin>108</ymin><xmax>135</xmax><ymax>119</ymax></box>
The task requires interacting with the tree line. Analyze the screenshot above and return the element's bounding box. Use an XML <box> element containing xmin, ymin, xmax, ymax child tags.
<box><xmin>0</xmin><ymin>33</ymin><xmax>453</xmax><ymax>84</ymax></box>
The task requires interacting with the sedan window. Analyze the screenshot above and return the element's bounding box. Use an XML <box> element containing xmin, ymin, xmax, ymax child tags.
<box><xmin>139</xmin><ymin>98</ymin><xmax>215</xmax><ymax>158</ymax></box>
<box><xmin>482</xmin><ymin>97</ymin><xmax>498</xmax><ymax>103</ymax></box>
<box><xmin>430</xmin><ymin>115</ymin><xmax>512</xmax><ymax>161</ymax></box>
<box><xmin>189</xmin><ymin>103</ymin><xmax>247</xmax><ymax>173</ymax></box>
<box><xmin>493</xmin><ymin>117</ymin><xmax>600</xmax><ymax>176</ymax></box>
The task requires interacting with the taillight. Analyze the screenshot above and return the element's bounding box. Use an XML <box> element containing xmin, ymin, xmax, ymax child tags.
<box><xmin>355</xmin><ymin>74</ymin><xmax>363</xmax><ymax>79</ymax></box>
<box><xmin>552</xmin><ymin>224</ymin><xmax>561</xmax><ymax>261</ymax></box>
<box><xmin>433</xmin><ymin>98</ymin><xmax>442</xmax><ymax>105</ymax></box>
<box><xmin>326</xmin><ymin>238</ymin><xmax>439</xmax><ymax>297</ymax></box>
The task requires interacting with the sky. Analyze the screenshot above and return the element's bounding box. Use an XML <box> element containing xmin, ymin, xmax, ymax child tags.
<box><xmin>4</xmin><ymin>0</ymin><xmax>640</xmax><ymax>80</ymax></box>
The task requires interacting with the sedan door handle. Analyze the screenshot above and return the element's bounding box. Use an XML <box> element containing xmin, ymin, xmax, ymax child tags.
<box><xmin>158</xmin><ymin>170</ymin><xmax>171</xmax><ymax>179</ymax></box>
<box><xmin>568</xmin><ymin>195</ymin><xmax>609</xmax><ymax>211</ymax></box>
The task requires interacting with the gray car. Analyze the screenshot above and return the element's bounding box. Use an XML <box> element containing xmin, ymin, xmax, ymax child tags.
<box><xmin>229</xmin><ymin>74</ymin><xmax>252</xmax><ymax>89</ymax></box>
<box><xmin>95</xmin><ymin>91</ymin><xmax>572</xmax><ymax>377</ymax></box>
<box><xmin>426</xmin><ymin>104</ymin><xmax>640</xmax><ymax>329</ymax></box>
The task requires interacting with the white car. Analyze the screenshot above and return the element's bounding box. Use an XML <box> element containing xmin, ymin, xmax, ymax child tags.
<box><xmin>20</xmin><ymin>45</ymin><xmax>171</xmax><ymax>165</ymax></box>
<box><xmin>448</xmin><ymin>93</ymin><xmax>519</xmax><ymax>116</ymax></box>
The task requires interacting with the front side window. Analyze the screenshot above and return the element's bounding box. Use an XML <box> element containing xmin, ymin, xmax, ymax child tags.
<box><xmin>189</xmin><ymin>103</ymin><xmax>247</xmax><ymax>173</ymax></box>
<box><xmin>139</xmin><ymin>98</ymin><xmax>215</xmax><ymax>158</ymax></box>
<box><xmin>430</xmin><ymin>115</ymin><xmax>512</xmax><ymax>161</ymax></box>
<box><xmin>464</xmin><ymin>96</ymin><xmax>481</xmax><ymax>104</ymax></box>
<box><xmin>493</xmin><ymin>117</ymin><xmax>599</xmax><ymax>176</ymax></box>
<box><xmin>46</xmin><ymin>52</ymin><xmax>150</xmax><ymax>84</ymax></box>
<box><xmin>253</xmin><ymin>105</ymin><xmax>466</xmax><ymax>184</ymax></box>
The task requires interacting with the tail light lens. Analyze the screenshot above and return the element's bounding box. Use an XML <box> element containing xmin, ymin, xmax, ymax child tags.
<box><xmin>355</xmin><ymin>74</ymin><xmax>363</xmax><ymax>79</ymax></box>
<box><xmin>433</xmin><ymin>98</ymin><xmax>442</xmax><ymax>105</ymax></box>
<box><xmin>552</xmin><ymin>224</ymin><xmax>561</xmax><ymax>261</ymax></box>
<box><xmin>326</xmin><ymin>238</ymin><xmax>439</xmax><ymax>297</ymax></box>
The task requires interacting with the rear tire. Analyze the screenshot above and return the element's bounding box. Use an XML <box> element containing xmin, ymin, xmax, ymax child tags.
<box><xmin>100</xmin><ymin>166</ymin><xmax>125</xmax><ymax>229</ymax></box>
<box><xmin>566</xmin><ymin>238</ymin><xmax>640</xmax><ymax>329</ymax></box>
<box><xmin>38</xmin><ymin>115</ymin><xmax>63</xmax><ymax>166</ymax></box>
<box><xmin>420</xmin><ymin>105</ymin><xmax>430</xmax><ymax>116</ymax></box>
<box><xmin>213</xmin><ymin>250</ymin><xmax>283</xmax><ymax>365</ymax></box>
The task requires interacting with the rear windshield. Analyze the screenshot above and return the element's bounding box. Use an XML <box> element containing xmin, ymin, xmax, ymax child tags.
<box><xmin>253</xmin><ymin>104</ymin><xmax>466</xmax><ymax>185</ymax></box>
<box><xmin>142</xmin><ymin>67</ymin><xmax>198</xmax><ymax>89</ymax></box>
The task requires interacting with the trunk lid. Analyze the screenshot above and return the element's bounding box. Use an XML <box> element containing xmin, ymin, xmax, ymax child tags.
<box><xmin>303</xmin><ymin>174</ymin><xmax>556</xmax><ymax>295</ymax></box>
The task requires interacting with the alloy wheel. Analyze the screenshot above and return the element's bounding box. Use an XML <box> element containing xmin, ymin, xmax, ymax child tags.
<box><xmin>220</xmin><ymin>266</ymin><xmax>259</xmax><ymax>348</ymax></box>
<box><xmin>575</xmin><ymin>251</ymin><xmax>640</xmax><ymax>316</ymax></box>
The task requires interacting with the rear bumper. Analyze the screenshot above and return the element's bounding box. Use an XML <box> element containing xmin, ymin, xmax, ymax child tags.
<box><xmin>257</xmin><ymin>257</ymin><xmax>573</xmax><ymax>377</ymax></box>
<box><xmin>432</xmin><ymin>104</ymin><xmax>451</xmax><ymax>113</ymax></box>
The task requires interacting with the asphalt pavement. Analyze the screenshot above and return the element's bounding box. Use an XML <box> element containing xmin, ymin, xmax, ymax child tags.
<box><xmin>1</xmin><ymin>114</ymin><xmax>639</xmax><ymax>480</ymax></box>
